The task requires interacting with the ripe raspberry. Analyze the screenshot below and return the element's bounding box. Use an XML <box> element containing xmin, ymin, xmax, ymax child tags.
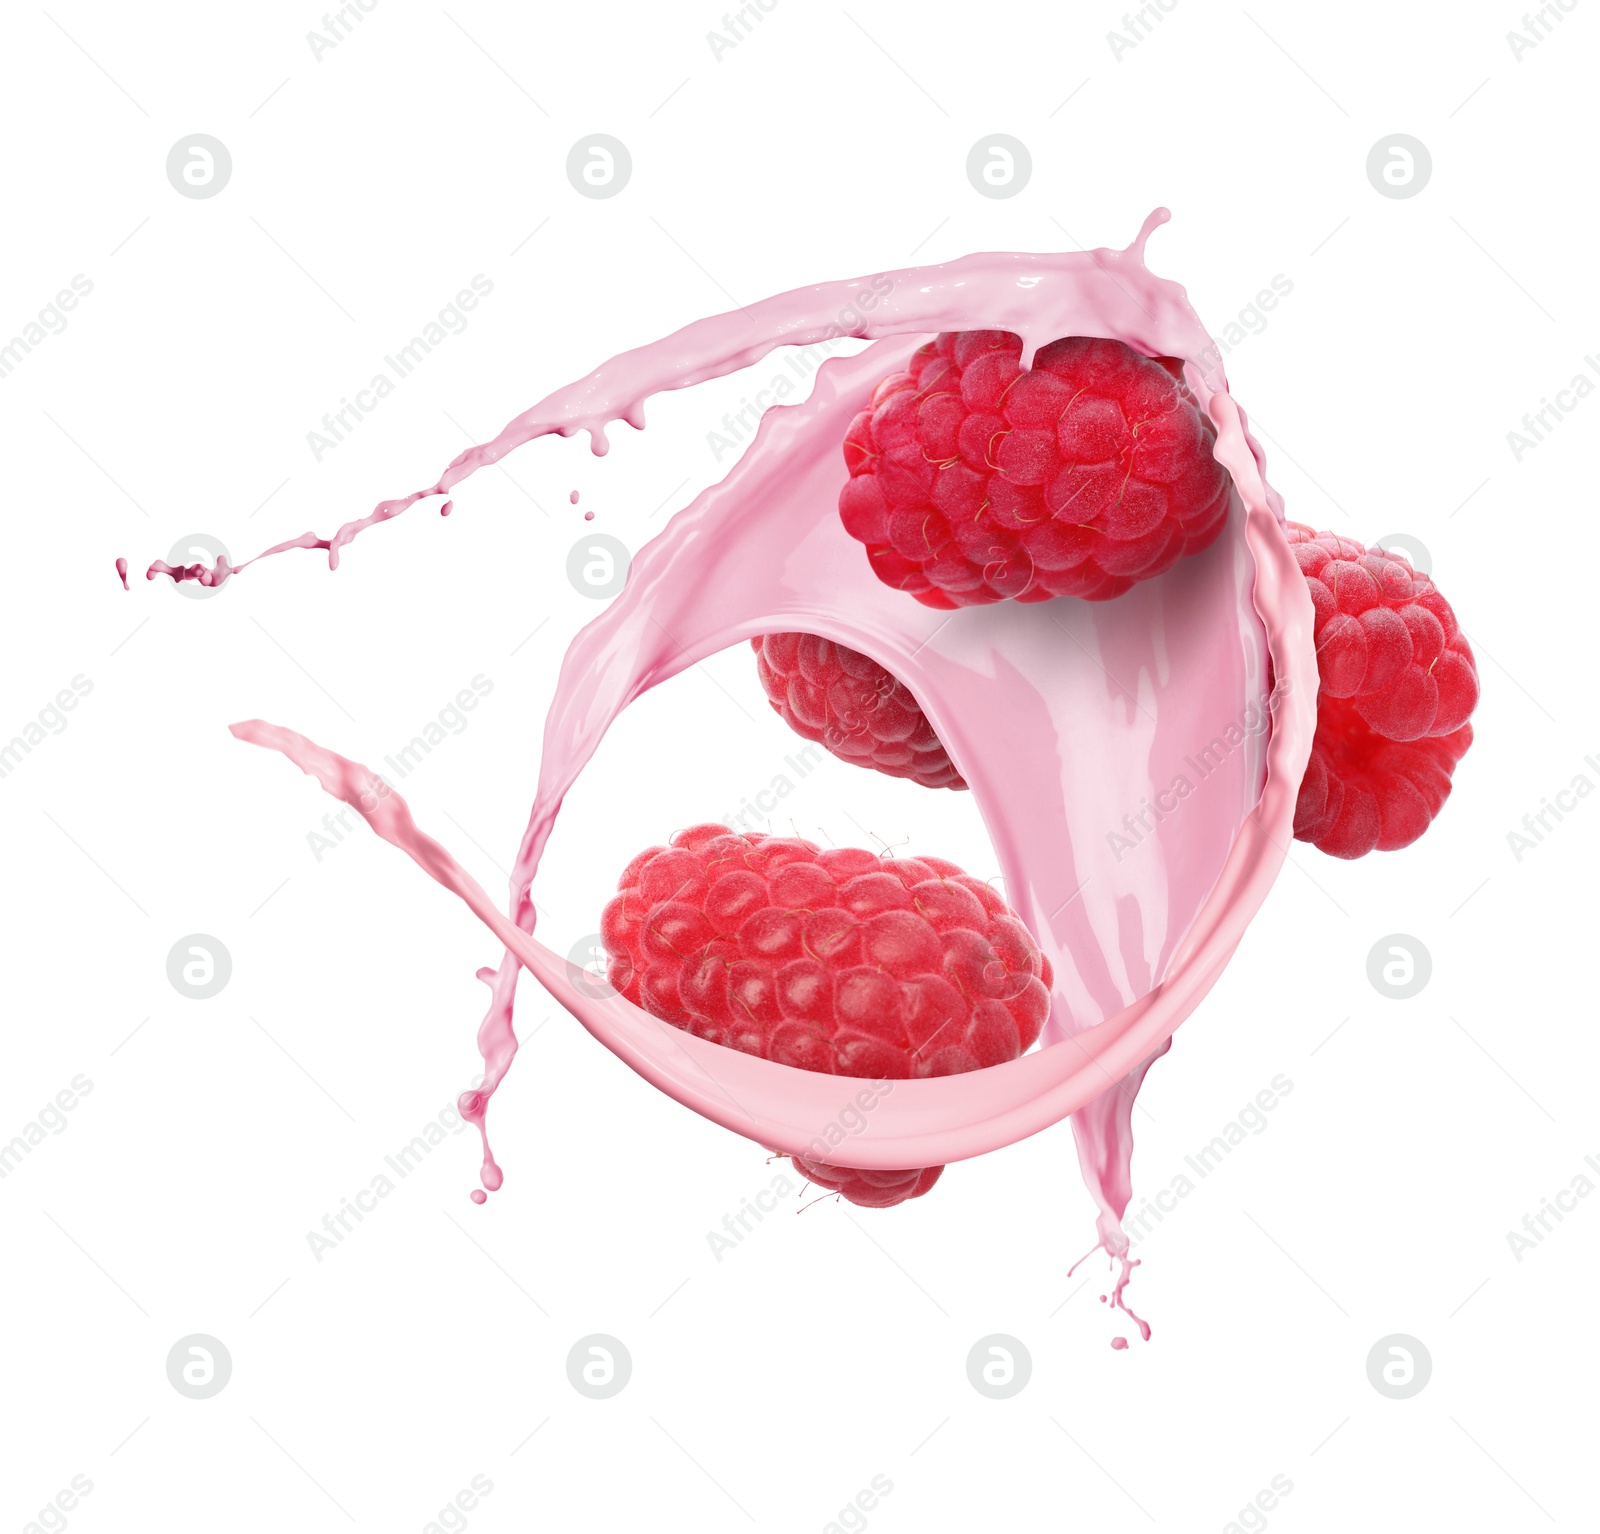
<box><xmin>787</xmin><ymin>1162</ymin><xmax>943</xmax><ymax>1209</ymax></box>
<box><xmin>600</xmin><ymin>824</ymin><xmax>1053</xmax><ymax>1207</ymax></box>
<box><xmin>1285</xmin><ymin>525</ymin><xmax>1478</xmax><ymax>742</ymax></box>
<box><xmin>1295</xmin><ymin>698</ymin><xmax>1473</xmax><ymax>858</ymax></box>
<box><xmin>1286</xmin><ymin>525</ymin><xmax>1479</xmax><ymax>857</ymax></box>
<box><xmin>839</xmin><ymin>332</ymin><xmax>1231</xmax><ymax>607</ymax></box>
<box><xmin>751</xmin><ymin>633</ymin><xmax>965</xmax><ymax>791</ymax></box>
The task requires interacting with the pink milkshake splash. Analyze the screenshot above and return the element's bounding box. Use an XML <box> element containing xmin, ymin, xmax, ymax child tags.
<box><xmin>162</xmin><ymin>212</ymin><xmax>1315</xmax><ymax>1336</ymax></box>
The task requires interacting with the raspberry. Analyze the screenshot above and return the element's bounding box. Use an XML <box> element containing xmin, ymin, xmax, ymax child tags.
<box><xmin>600</xmin><ymin>824</ymin><xmax>1053</xmax><ymax>1207</ymax></box>
<box><xmin>1295</xmin><ymin>698</ymin><xmax>1473</xmax><ymax>858</ymax></box>
<box><xmin>839</xmin><ymin>332</ymin><xmax>1231</xmax><ymax>607</ymax></box>
<box><xmin>1286</xmin><ymin>526</ymin><xmax>1479</xmax><ymax>858</ymax></box>
<box><xmin>1285</xmin><ymin>525</ymin><xmax>1478</xmax><ymax>742</ymax></box>
<box><xmin>751</xmin><ymin>633</ymin><xmax>964</xmax><ymax>791</ymax></box>
<box><xmin>787</xmin><ymin>1162</ymin><xmax>943</xmax><ymax>1210</ymax></box>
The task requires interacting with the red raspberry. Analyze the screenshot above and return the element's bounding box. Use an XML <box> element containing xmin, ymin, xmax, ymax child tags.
<box><xmin>1286</xmin><ymin>525</ymin><xmax>1479</xmax><ymax>858</ymax></box>
<box><xmin>787</xmin><ymin>1162</ymin><xmax>943</xmax><ymax>1210</ymax></box>
<box><xmin>1285</xmin><ymin>525</ymin><xmax>1478</xmax><ymax>741</ymax></box>
<box><xmin>839</xmin><ymin>332</ymin><xmax>1231</xmax><ymax>607</ymax></box>
<box><xmin>600</xmin><ymin>824</ymin><xmax>1053</xmax><ymax>1207</ymax></box>
<box><xmin>1295</xmin><ymin>698</ymin><xmax>1473</xmax><ymax>858</ymax></box>
<box><xmin>751</xmin><ymin>633</ymin><xmax>965</xmax><ymax>791</ymax></box>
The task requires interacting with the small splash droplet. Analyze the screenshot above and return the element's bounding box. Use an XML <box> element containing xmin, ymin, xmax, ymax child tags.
<box><xmin>470</xmin><ymin>1188</ymin><xmax>487</xmax><ymax>1205</ymax></box>
<box><xmin>584</xmin><ymin>510</ymin><xmax>595</xmax><ymax>521</ymax></box>
<box><xmin>569</xmin><ymin>490</ymin><xmax>580</xmax><ymax>504</ymax></box>
<box><xmin>1111</xmin><ymin>1336</ymin><xmax>1128</xmax><ymax>1350</ymax></box>
<box><xmin>440</xmin><ymin>500</ymin><xmax>453</xmax><ymax>517</ymax></box>
<box><xmin>115</xmin><ymin>556</ymin><xmax>129</xmax><ymax>590</ymax></box>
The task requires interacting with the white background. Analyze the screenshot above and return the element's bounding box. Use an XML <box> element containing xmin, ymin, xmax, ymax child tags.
<box><xmin>2</xmin><ymin>2</ymin><xmax>1595</xmax><ymax>1530</ymax></box>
